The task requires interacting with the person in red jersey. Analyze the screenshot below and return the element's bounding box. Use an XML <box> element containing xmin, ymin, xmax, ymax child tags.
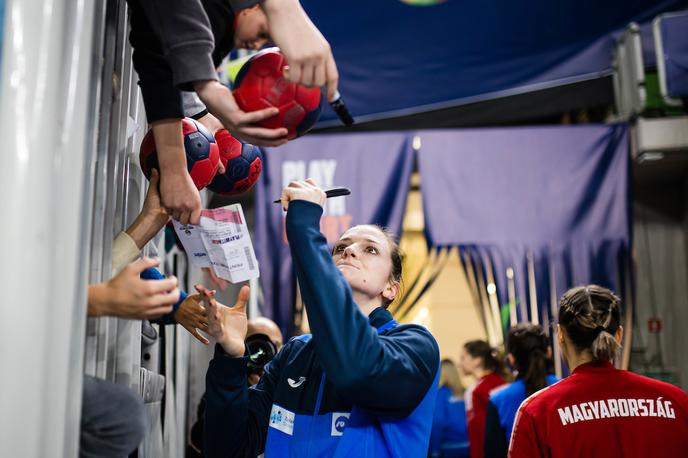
<box><xmin>509</xmin><ymin>285</ymin><xmax>688</xmax><ymax>458</ymax></box>
<box><xmin>460</xmin><ymin>340</ymin><xmax>508</xmax><ymax>458</ymax></box>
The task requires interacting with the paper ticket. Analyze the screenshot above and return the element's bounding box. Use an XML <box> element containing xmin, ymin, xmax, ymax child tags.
<box><xmin>172</xmin><ymin>204</ymin><xmax>259</xmax><ymax>282</ymax></box>
<box><xmin>172</xmin><ymin>221</ymin><xmax>211</xmax><ymax>268</ymax></box>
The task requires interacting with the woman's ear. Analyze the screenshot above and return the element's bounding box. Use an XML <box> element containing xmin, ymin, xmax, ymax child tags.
<box><xmin>382</xmin><ymin>281</ymin><xmax>400</xmax><ymax>304</ymax></box>
<box><xmin>615</xmin><ymin>326</ymin><xmax>624</xmax><ymax>345</ymax></box>
<box><xmin>556</xmin><ymin>324</ymin><xmax>565</xmax><ymax>348</ymax></box>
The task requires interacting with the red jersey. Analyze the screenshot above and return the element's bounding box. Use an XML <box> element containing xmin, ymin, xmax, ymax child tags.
<box><xmin>508</xmin><ymin>361</ymin><xmax>688</xmax><ymax>458</ymax></box>
<box><xmin>466</xmin><ymin>372</ymin><xmax>506</xmax><ymax>458</ymax></box>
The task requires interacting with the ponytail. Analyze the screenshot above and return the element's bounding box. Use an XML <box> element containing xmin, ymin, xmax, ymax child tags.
<box><xmin>591</xmin><ymin>330</ymin><xmax>621</xmax><ymax>362</ymax></box>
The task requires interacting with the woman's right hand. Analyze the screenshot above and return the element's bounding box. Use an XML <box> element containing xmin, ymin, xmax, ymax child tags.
<box><xmin>280</xmin><ymin>178</ymin><xmax>326</xmax><ymax>211</ymax></box>
<box><xmin>197</xmin><ymin>284</ymin><xmax>250</xmax><ymax>357</ymax></box>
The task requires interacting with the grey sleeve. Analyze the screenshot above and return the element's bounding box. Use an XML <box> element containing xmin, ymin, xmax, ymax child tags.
<box><xmin>182</xmin><ymin>91</ymin><xmax>208</xmax><ymax>119</ymax></box>
<box><xmin>137</xmin><ymin>0</ymin><xmax>218</xmax><ymax>90</ymax></box>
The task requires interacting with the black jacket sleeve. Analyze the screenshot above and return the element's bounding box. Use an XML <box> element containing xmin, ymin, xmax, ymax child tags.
<box><xmin>285</xmin><ymin>201</ymin><xmax>440</xmax><ymax>418</ymax></box>
<box><xmin>127</xmin><ymin>0</ymin><xmax>184</xmax><ymax>122</ymax></box>
<box><xmin>484</xmin><ymin>399</ymin><xmax>508</xmax><ymax>458</ymax></box>
<box><xmin>133</xmin><ymin>0</ymin><xmax>216</xmax><ymax>90</ymax></box>
<box><xmin>132</xmin><ymin>0</ymin><xmax>254</xmax><ymax>90</ymax></box>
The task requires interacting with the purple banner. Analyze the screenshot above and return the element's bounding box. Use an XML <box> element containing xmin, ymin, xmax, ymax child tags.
<box><xmin>418</xmin><ymin>124</ymin><xmax>630</xmax><ymax>324</ymax></box>
<box><xmin>254</xmin><ymin>133</ymin><xmax>413</xmax><ymax>335</ymax></box>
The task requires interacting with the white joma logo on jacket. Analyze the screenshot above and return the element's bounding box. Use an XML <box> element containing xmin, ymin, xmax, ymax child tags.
<box><xmin>288</xmin><ymin>377</ymin><xmax>306</xmax><ymax>388</ymax></box>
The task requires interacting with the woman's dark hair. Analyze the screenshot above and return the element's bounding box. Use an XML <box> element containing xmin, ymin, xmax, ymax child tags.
<box><xmin>558</xmin><ymin>285</ymin><xmax>621</xmax><ymax>362</ymax></box>
<box><xmin>370</xmin><ymin>225</ymin><xmax>403</xmax><ymax>307</ymax></box>
<box><xmin>507</xmin><ymin>323</ymin><xmax>550</xmax><ymax>396</ymax></box>
<box><xmin>371</xmin><ymin>225</ymin><xmax>403</xmax><ymax>283</ymax></box>
<box><xmin>463</xmin><ymin>340</ymin><xmax>507</xmax><ymax>377</ymax></box>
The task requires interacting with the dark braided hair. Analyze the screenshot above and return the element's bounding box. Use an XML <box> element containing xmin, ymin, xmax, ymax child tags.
<box><xmin>558</xmin><ymin>285</ymin><xmax>621</xmax><ymax>362</ymax></box>
<box><xmin>507</xmin><ymin>323</ymin><xmax>550</xmax><ymax>396</ymax></box>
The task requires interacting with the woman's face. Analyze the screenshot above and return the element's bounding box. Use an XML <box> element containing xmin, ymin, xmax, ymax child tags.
<box><xmin>332</xmin><ymin>226</ymin><xmax>397</xmax><ymax>304</ymax></box>
<box><xmin>459</xmin><ymin>349</ymin><xmax>481</xmax><ymax>376</ymax></box>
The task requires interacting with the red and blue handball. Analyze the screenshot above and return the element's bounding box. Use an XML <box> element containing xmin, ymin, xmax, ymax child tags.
<box><xmin>233</xmin><ymin>47</ymin><xmax>322</xmax><ymax>140</ymax></box>
<box><xmin>207</xmin><ymin>129</ymin><xmax>262</xmax><ymax>196</ymax></box>
<box><xmin>139</xmin><ymin>118</ymin><xmax>220</xmax><ymax>190</ymax></box>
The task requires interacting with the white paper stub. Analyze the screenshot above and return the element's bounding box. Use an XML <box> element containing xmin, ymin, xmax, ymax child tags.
<box><xmin>172</xmin><ymin>222</ymin><xmax>211</xmax><ymax>268</ymax></box>
<box><xmin>172</xmin><ymin>204</ymin><xmax>259</xmax><ymax>283</ymax></box>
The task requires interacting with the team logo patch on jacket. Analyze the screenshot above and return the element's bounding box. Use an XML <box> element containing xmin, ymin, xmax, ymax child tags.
<box><xmin>269</xmin><ymin>404</ymin><xmax>295</xmax><ymax>435</ymax></box>
<box><xmin>331</xmin><ymin>412</ymin><xmax>350</xmax><ymax>436</ymax></box>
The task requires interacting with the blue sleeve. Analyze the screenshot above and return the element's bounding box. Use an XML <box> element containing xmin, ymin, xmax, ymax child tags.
<box><xmin>140</xmin><ymin>267</ymin><xmax>187</xmax><ymax>325</ymax></box>
<box><xmin>285</xmin><ymin>200</ymin><xmax>440</xmax><ymax>418</ymax></box>
<box><xmin>204</xmin><ymin>341</ymin><xmax>286</xmax><ymax>458</ymax></box>
<box><xmin>484</xmin><ymin>399</ymin><xmax>508</xmax><ymax>458</ymax></box>
<box><xmin>429</xmin><ymin>387</ymin><xmax>450</xmax><ymax>456</ymax></box>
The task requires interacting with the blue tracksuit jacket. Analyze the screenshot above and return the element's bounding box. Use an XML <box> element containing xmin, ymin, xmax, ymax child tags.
<box><xmin>429</xmin><ymin>386</ymin><xmax>470</xmax><ymax>457</ymax></box>
<box><xmin>204</xmin><ymin>200</ymin><xmax>440</xmax><ymax>457</ymax></box>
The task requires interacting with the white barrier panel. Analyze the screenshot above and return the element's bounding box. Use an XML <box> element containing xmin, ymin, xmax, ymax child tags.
<box><xmin>0</xmin><ymin>0</ymin><xmax>99</xmax><ymax>456</ymax></box>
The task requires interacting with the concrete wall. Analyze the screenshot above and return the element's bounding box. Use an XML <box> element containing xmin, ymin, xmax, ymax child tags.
<box><xmin>632</xmin><ymin>176</ymin><xmax>688</xmax><ymax>389</ymax></box>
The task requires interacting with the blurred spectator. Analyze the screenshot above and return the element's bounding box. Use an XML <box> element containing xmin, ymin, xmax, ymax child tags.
<box><xmin>246</xmin><ymin>317</ymin><xmax>284</xmax><ymax>386</ymax></box>
<box><xmin>484</xmin><ymin>324</ymin><xmax>558</xmax><ymax>458</ymax></box>
<box><xmin>460</xmin><ymin>340</ymin><xmax>507</xmax><ymax>458</ymax></box>
<box><xmin>429</xmin><ymin>359</ymin><xmax>470</xmax><ymax>458</ymax></box>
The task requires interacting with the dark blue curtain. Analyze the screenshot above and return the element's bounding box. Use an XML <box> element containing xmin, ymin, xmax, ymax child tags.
<box><xmin>418</xmin><ymin>124</ymin><xmax>630</xmax><ymax>331</ymax></box>
<box><xmin>304</xmin><ymin>0</ymin><xmax>687</xmax><ymax>125</ymax></box>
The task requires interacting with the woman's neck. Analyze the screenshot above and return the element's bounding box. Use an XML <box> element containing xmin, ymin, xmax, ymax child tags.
<box><xmin>565</xmin><ymin>350</ymin><xmax>594</xmax><ymax>373</ymax></box>
<box><xmin>473</xmin><ymin>367</ymin><xmax>491</xmax><ymax>380</ymax></box>
<box><xmin>352</xmin><ymin>291</ymin><xmax>382</xmax><ymax>317</ymax></box>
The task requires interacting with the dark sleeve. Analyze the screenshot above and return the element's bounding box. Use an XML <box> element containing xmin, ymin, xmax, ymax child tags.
<box><xmin>140</xmin><ymin>267</ymin><xmax>187</xmax><ymax>325</ymax></box>
<box><xmin>228</xmin><ymin>0</ymin><xmax>260</xmax><ymax>10</ymax></box>
<box><xmin>127</xmin><ymin>0</ymin><xmax>185</xmax><ymax>122</ymax></box>
<box><xmin>285</xmin><ymin>201</ymin><xmax>440</xmax><ymax>418</ymax></box>
<box><xmin>204</xmin><ymin>340</ymin><xmax>285</xmax><ymax>458</ymax></box>
<box><xmin>133</xmin><ymin>0</ymin><xmax>217</xmax><ymax>90</ymax></box>
<box><xmin>485</xmin><ymin>400</ymin><xmax>508</xmax><ymax>458</ymax></box>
